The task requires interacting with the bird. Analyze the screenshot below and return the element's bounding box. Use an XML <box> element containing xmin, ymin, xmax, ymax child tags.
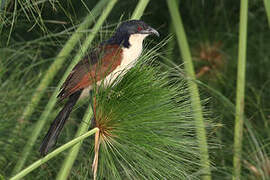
<box><xmin>39</xmin><ymin>20</ymin><xmax>159</xmax><ymax>156</ymax></box>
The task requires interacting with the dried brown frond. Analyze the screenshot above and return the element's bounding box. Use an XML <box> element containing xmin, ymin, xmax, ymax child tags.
<box><xmin>192</xmin><ymin>41</ymin><xmax>226</xmax><ymax>79</ymax></box>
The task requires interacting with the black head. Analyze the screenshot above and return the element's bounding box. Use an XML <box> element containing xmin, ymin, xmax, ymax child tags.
<box><xmin>115</xmin><ymin>20</ymin><xmax>159</xmax><ymax>37</ymax></box>
<box><xmin>105</xmin><ymin>20</ymin><xmax>159</xmax><ymax>48</ymax></box>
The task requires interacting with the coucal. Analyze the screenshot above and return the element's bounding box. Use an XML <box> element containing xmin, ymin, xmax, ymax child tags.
<box><xmin>39</xmin><ymin>20</ymin><xmax>159</xmax><ymax>156</ymax></box>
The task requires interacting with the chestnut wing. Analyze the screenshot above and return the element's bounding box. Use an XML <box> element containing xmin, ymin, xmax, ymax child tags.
<box><xmin>58</xmin><ymin>45</ymin><xmax>123</xmax><ymax>99</ymax></box>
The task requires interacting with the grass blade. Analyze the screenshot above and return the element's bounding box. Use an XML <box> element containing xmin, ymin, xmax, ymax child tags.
<box><xmin>233</xmin><ymin>0</ymin><xmax>249</xmax><ymax>179</ymax></box>
<box><xmin>263</xmin><ymin>0</ymin><xmax>270</xmax><ymax>28</ymax></box>
<box><xmin>12</xmin><ymin>0</ymin><xmax>109</xmax><ymax>174</ymax></box>
<box><xmin>167</xmin><ymin>0</ymin><xmax>211</xmax><ymax>179</ymax></box>
<box><xmin>131</xmin><ymin>0</ymin><xmax>150</xmax><ymax>19</ymax></box>
<box><xmin>10</xmin><ymin>128</ymin><xmax>99</xmax><ymax>180</ymax></box>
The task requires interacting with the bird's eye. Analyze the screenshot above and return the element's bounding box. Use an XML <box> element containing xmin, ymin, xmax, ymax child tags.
<box><xmin>137</xmin><ymin>26</ymin><xmax>143</xmax><ymax>31</ymax></box>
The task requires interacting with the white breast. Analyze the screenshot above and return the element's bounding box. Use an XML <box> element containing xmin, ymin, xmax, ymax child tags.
<box><xmin>80</xmin><ymin>34</ymin><xmax>148</xmax><ymax>99</ymax></box>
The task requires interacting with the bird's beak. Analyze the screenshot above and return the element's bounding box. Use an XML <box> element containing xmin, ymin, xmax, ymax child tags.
<box><xmin>141</xmin><ymin>27</ymin><xmax>160</xmax><ymax>37</ymax></box>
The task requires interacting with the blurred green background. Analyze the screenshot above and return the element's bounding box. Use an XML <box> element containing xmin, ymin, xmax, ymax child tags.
<box><xmin>1</xmin><ymin>0</ymin><xmax>270</xmax><ymax>179</ymax></box>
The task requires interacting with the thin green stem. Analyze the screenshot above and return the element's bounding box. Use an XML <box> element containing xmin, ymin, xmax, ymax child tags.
<box><xmin>131</xmin><ymin>0</ymin><xmax>150</xmax><ymax>19</ymax></box>
<box><xmin>56</xmin><ymin>0</ymin><xmax>118</xmax><ymax>179</ymax></box>
<box><xmin>12</xmin><ymin>0</ymin><xmax>108</xmax><ymax>174</ymax></box>
<box><xmin>233</xmin><ymin>0</ymin><xmax>248</xmax><ymax>179</ymax></box>
<box><xmin>164</xmin><ymin>23</ymin><xmax>176</xmax><ymax>66</ymax></box>
<box><xmin>6</xmin><ymin>0</ymin><xmax>16</xmax><ymax>46</ymax></box>
<box><xmin>167</xmin><ymin>0</ymin><xmax>211</xmax><ymax>179</ymax></box>
<box><xmin>10</xmin><ymin>128</ymin><xmax>99</xmax><ymax>180</ymax></box>
<box><xmin>0</xmin><ymin>0</ymin><xmax>5</xmax><ymax>9</ymax></box>
<box><xmin>263</xmin><ymin>0</ymin><xmax>270</xmax><ymax>28</ymax></box>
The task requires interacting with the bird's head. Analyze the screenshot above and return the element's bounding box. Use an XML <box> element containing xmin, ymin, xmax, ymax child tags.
<box><xmin>116</xmin><ymin>20</ymin><xmax>159</xmax><ymax>37</ymax></box>
<box><xmin>106</xmin><ymin>20</ymin><xmax>159</xmax><ymax>48</ymax></box>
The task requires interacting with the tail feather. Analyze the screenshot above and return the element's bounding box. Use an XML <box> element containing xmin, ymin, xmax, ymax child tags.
<box><xmin>39</xmin><ymin>90</ymin><xmax>82</xmax><ymax>156</ymax></box>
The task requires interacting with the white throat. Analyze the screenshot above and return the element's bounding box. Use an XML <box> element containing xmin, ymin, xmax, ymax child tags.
<box><xmin>121</xmin><ymin>33</ymin><xmax>149</xmax><ymax>68</ymax></box>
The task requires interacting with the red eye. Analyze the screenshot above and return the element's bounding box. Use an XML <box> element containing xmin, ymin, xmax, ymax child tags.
<box><xmin>137</xmin><ymin>26</ymin><xmax>142</xmax><ymax>31</ymax></box>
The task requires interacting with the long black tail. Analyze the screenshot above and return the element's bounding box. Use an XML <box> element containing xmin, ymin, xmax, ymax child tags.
<box><xmin>39</xmin><ymin>90</ymin><xmax>82</xmax><ymax>156</ymax></box>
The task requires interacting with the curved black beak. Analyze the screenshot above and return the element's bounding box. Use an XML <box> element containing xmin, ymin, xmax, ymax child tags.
<box><xmin>141</xmin><ymin>27</ymin><xmax>159</xmax><ymax>37</ymax></box>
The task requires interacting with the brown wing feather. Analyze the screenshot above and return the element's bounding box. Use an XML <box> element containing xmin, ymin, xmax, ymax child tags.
<box><xmin>58</xmin><ymin>45</ymin><xmax>123</xmax><ymax>100</ymax></box>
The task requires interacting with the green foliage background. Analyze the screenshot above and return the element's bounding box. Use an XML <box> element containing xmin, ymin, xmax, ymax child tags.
<box><xmin>1</xmin><ymin>0</ymin><xmax>270</xmax><ymax>179</ymax></box>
